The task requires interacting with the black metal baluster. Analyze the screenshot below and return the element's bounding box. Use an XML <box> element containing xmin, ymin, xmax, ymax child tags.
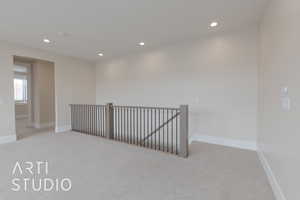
<box><xmin>163</xmin><ymin>109</ymin><xmax>165</xmax><ymax>152</ymax></box>
<box><xmin>92</xmin><ymin>105</ymin><xmax>94</xmax><ymax>135</ymax></box>
<box><xmin>94</xmin><ymin>105</ymin><xmax>96</xmax><ymax>136</ymax></box>
<box><xmin>78</xmin><ymin>105</ymin><xmax>80</xmax><ymax>132</ymax></box>
<box><xmin>103</xmin><ymin>106</ymin><xmax>105</xmax><ymax>137</ymax></box>
<box><xmin>100</xmin><ymin>107</ymin><xmax>102</xmax><ymax>136</ymax></box>
<box><xmin>155</xmin><ymin>109</ymin><xmax>157</xmax><ymax>150</ymax></box>
<box><xmin>79</xmin><ymin>105</ymin><xmax>82</xmax><ymax>132</ymax></box>
<box><xmin>158</xmin><ymin>109</ymin><xmax>161</xmax><ymax>150</ymax></box>
<box><xmin>116</xmin><ymin>107</ymin><xmax>119</xmax><ymax>140</ymax></box>
<box><xmin>96</xmin><ymin>106</ymin><xmax>99</xmax><ymax>136</ymax></box>
<box><xmin>146</xmin><ymin>109</ymin><xmax>149</xmax><ymax>148</ymax></box>
<box><xmin>150</xmin><ymin>109</ymin><xmax>153</xmax><ymax>149</ymax></box>
<box><xmin>118</xmin><ymin>107</ymin><xmax>120</xmax><ymax>141</ymax></box>
<box><xmin>89</xmin><ymin>105</ymin><xmax>91</xmax><ymax>135</ymax></box>
<box><xmin>123</xmin><ymin>107</ymin><xmax>125</xmax><ymax>142</ymax></box>
<box><xmin>119</xmin><ymin>107</ymin><xmax>121</xmax><ymax>141</ymax></box>
<box><xmin>132</xmin><ymin>108</ymin><xmax>136</xmax><ymax>144</ymax></box>
<box><xmin>135</xmin><ymin>108</ymin><xmax>139</xmax><ymax>145</ymax></box>
<box><xmin>71</xmin><ymin>105</ymin><xmax>73</xmax><ymax>131</ymax></box>
<box><xmin>129</xmin><ymin>108</ymin><xmax>132</xmax><ymax>144</ymax></box>
<box><xmin>167</xmin><ymin>109</ymin><xmax>169</xmax><ymax>152</ymax></box>
<box><xmin>90</xmin><ymin>105</ymin><xmax>92</xmax><ymax>135</ymax></box>
<box><xmin>82</xmin><ymin>105</ymin><xmax>85</xmax><ymax>133</ymax></box>
<box><xmin>87</xmin><ymin>105</ymin><xmax>90</xmax><ymax>134</ymax></box>
<box><xmin>91</xmin><ymin>105</ymin><xmax>93</xmax><ymax>135</ymax></box>
<box><xmin>126</xmin><ymin>107</ymin><xmax>128</xmax><ymax>143</ymax></box>
<box><xmin>143</xmin><ymin>108</ymin><xmax>146</xmax><ymax>147</ymax></box>
<box><xmin>171</xmin><ymin>110</ymin><xmax>174</xmax><ymax>154</ymax></box>
<box><xmin>117</xmin><ymin>107</ymin><xmax>120</xmax><ymax>141</ymax></box>
<box><xmin>139</xmin><ymin>108</ymin><xmax>142</xmax><ymax>146</ymax></box>
<box><xmin>86</xmin><ymin>105</ymin><xmax>88</xmax><ymax>134</ymax></box>
<box><xmin>176</xmin><ymin>110</ymin><xmax>178</xmax><ymax>155</ymax></box>
<box><xmin>135</xmin><ymin>108</ymin><xmax>138</xmax><ymax>144</ymax></box>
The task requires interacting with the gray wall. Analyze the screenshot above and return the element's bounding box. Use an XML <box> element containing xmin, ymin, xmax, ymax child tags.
<box><xmin>259</xmin><ymin>0</ymin><xmax>300</xmax><ymax>199</ymax></box>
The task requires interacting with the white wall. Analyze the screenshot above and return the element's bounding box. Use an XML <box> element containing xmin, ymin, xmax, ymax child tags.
<box><xmin>32</xmin><ymin>60</ymin><xmax>55</xmax><ymax>127</ymax></box>
<box><xmin>259</xmin><ymin>0</ymin><xmax>300</xmax><ymax>199</ymax></box>
<box><xmin>0</xmin><ymin>51</ymin><xmax>15</xmax><ymax>137</ymax></box>
<box><xmin>0</xmin><ymin>41</ymin><xmax>96</xmax><ymax>138</ymax></box>
<box><xmin>96</xmin><ymin>26</ymin><xmax>259</xmax><ymax>143</ymax></box>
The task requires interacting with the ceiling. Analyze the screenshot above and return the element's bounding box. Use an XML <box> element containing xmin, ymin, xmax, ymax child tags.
<box><xmin>0</xmin><ymin>0</ymin><xmax>268</xmax><ymax>62</ymax></box>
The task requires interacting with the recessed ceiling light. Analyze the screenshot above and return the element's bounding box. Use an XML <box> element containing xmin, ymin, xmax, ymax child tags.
<box><xmin>139</xmin><ymin>42</ymin><xmax>145</xmax><ymax>46</ymax></box>
<box><xmin>98</xmin><ymin>53</ymin><xmax>104</xmax><ymax>57</ymax></box>
<box><xmin>43</xmin><ymin>38</ymin><xmax>51</xmax><ymax>43</ymax></box>
<box><xmin>210</xmin><ymin>22</ymin><xmax>219</xmax><ymax>28</ymax></box>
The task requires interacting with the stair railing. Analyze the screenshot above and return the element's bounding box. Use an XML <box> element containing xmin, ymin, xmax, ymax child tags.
<box><xmin>70</xmin><ymin>103</ymin><xmax>188</xmax><ymax>157</ymax></box>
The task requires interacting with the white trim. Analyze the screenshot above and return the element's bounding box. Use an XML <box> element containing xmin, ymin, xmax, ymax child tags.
<box><xmin>55</xmin><ymin>125</ymin><xmax>71</xmax><ymax>133</ymax></box>
<box><xmin>190</xmin><ymin>135</ymin><xmax>257</xmax><ymax>151</ymax></box>
<box><xmin>34</xmin><ymin>122</ymin><xmax>55</xmax><ymax>129</ymax></box>
<box><xmin>15</xmin><ymin>114</ymin><xmax>28</xmax><ymax>119</ymax></box>
<box><xmin>0</xmin><ymin>135</ymin><xmax>17</xmax><ymax>144</ymax></box>
<box><xmin>257</xmin><ymin>148</ymin><xmax>287</xmax><ymax>200</ymax></box>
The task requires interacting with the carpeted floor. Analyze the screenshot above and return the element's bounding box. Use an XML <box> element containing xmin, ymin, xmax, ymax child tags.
<box><xmin>15</xmin><ymin>118</ymin><xmax>54</xmax><ymax>139</ymax></box>
<box><xmin>0</xmin><ymin>131</ymin><xmax>275</xmax><ymax>200</ymax></box>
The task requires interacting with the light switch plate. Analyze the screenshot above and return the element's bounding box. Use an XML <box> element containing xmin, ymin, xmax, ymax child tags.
<box><xmin>280</xmin><ymin>87</ymin><xmax>289</xmax><ymax>97</ymax></box>
<box><xmin>0</xmin><ymin>97</ymin><xmax>3</xmax><ymax>105</ymax></box>
<box><xmin>280</xmin><ymin>87</ymin><xmax>291</xmax><ymax>111</ymax></box>
<box><xmin>281</xmin><ymin>97</ymin><xmax>291</xmax><ymax>111</ymax></box>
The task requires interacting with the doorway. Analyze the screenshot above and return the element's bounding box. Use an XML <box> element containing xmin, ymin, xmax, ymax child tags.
<box><xmin>13</xmin><ymin>56</ymin><xmax>55</xmax><ymax>139</ymax></box>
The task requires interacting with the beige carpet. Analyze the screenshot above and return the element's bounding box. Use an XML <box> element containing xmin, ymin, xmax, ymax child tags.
<box><xmin>0</xmin><ymin>131</ymin><xmax>275</xmax><ymax>200</ymax></box>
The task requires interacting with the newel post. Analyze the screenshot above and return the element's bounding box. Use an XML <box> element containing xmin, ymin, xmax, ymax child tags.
<box><xmin>179</xmin><ymin>105</ymin><xmax>189</xmax><ymax>158</ymax></box>
<box><xmin>105</xmin><ymin>103</ymin><xmax>114</xmax><ymax>139</ymax></box>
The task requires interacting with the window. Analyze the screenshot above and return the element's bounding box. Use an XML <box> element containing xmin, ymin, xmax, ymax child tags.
<box><xmin>14</xmin><ymin>75</ymin><xmax>28</xmax><ymax>103</ymax></box>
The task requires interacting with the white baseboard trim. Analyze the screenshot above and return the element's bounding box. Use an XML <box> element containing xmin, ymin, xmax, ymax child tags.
<box><xmin>15</xmin><ymin>115</ymin><xmax>28</xmax><ymax>119</ymax></box>
<box><xmin>55</xmin><ymin>125</ymin><xmax>71</xmax><ymax>133</ymax></box>
<box><xmin>34</xmin><ymin>122</ymin><xmax>55</xmax><ymax>129</ymax></box>
<box><xmin>257</xmin><ymin>148</ymin><xmax>287</xmax><ymax>200</ymax></box>
<box><xmin>190</xmin><ymin>135</ymin><xmax>257</xmax><ymax>151</ymax></box>
<box><xmin>0</xmin><ymin>135</ymin><xmax>17</xmax><ymax>144</ymax></box>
